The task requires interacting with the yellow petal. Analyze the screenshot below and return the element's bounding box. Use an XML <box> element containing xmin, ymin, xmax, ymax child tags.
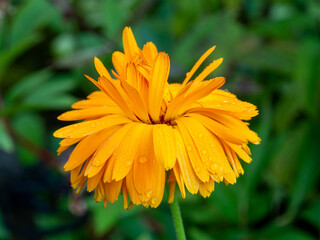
<box><xmin>91</xmin><ymin>123</ymin><xmax>134</xmax><ymax>166</ymax></box>
<box><xmin>148</xmin><ymin>53</ymin><xmax>170</xmax><ymax>122</ymax></box>
<box><xmin>174</xmin><ymin>129</ymin><xmax>199</xmax><ymax>194</ymax></box>
<box><xmin>87</xmin><ymin>164</ymin><xmax>106</xmax><ymax>192</ymax></box>
<box><xmin>199</xmin><ymin>179</ymin><xmax>215</xmax><ymax>198</ymax></box>
<box><xmin>94</xmin><ymin>57</ymin><xmax>112</xmax><ymax>79</ymax></box>
<box><xmin>182</xmin><ymin>46</ymin><xmax>216</xmax><ymax>85</ymax></box>
<box><xmin>178</xmin><ymin>117</ymin><xmax>236</xmax><ymax>184</ymax></box>
<box><xmin>103</xmin><ymin>180</ymin><xmax>123</xmax><ymax>203</ymax></box>
<box><xmin>176</xmin><ymin>118</ymin><xmax>210</xmax><ymax>182</ymax></box>
<box><xmin>172</xmin><ymin>164</ymin><xmax>186</xmax><ymax>198</ymax></box>
<box><xmin>132</xmin><ymin>124</ymin><xmax>166</xmax><ymax>207</ymax></box>
<box><xmin>141</xmin><ymin>42</ymin><xmax>158</xmax><ymax>65</ymax></box>
<box><xmin>112</xmin><ymin>123</ymin><xmax>145</xmax><ymax>181</ymax></box>
<box><xmin>53</xmin><ymin>114</ymin><xmax>131</xmax><ymax>139</ymax></box>
<box><xmin>165</xmin><ymin>77</ymin><xmax>225</xmax><ymax>121</ymax></box>
<box><xmin>228</xmin><ymin>143</ymin><xmax>252</xmax><ymax>163</ymax></box>
<box><xmin>187</xmin><ymin>112</ymin><xmax>247</xmax><ymax>145</ymax></box>
<box><xmin>112</xmin><ymin>51</ymin><xmax>127</xmax><ymax>79</ymax></box>
<box><xmin>58</xmin><ymin>106</ymin><xmax>123</xmax><ymax>121</ymax></box>
<box><xmin>153</xmin><ymin>124</ymin><xmax>176</xmax><ymax>170</ymax></box>
<box><xmin>64</xmin><ymin>127</ymin><xmax>118</xmax><ymax>171</ymax></box>
<box><xmin>126</xmin><ymin>168</ymin><xmax>142</xmax><ymax>206</ymax></box>
<box><xmin>122</xmin><ymin>27</ymin><xmax>140</xmax><ymax>59</ymax></box>
<box><xmin>98</xmin><ymin>76</ymin><xmax>137</xmax><ymax>121</ymax></box>
<box><xmin>120</xmin><ymin>68</ymin><xmax>150</xmax><ymax>123</ymax></box>
<box><xmin>190</xmin><ymin>58</ymin><xmax>223</xmax><ymax>88</ymax></box>
<box><xmin>122</xmin><ymin>181</ymin><xmax>129</xmax><ymax>209</ymax></box>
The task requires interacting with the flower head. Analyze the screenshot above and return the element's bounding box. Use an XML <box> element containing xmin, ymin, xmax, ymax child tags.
<box><xmin>54</xmin><ymin>27</ymin><xmax>260</xmax><ymax>209</ymax></box>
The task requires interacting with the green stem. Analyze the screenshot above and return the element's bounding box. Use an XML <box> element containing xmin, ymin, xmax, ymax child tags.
<box><xmin>169</xmin><ymin>198</ymin><xmax>186</xmax><ymax>240</ymax></box>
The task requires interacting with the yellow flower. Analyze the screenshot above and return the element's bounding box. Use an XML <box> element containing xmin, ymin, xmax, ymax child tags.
<box><xmin>54</xmin><ymin>27</ymin><xmax>260</xmax><ymax>209</ymax></box>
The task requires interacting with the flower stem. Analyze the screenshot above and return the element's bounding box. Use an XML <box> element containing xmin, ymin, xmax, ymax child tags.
<box><xmin>169</xmin><ymin>198</ymin><xmax>186</xmax><ymax>240</ymax></box>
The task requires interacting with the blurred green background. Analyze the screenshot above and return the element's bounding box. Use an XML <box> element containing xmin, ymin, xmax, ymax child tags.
<box><xmin>0</xmin><ymin>0</ymin><xmax>320</xmax><ymax>239</ymax></box>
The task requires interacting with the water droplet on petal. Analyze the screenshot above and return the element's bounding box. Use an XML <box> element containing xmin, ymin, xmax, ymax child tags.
<box><xmin>201</xmin><ymin>149</ymin><xmax>207</xmax><ymax>155</ymax></box>
<box><xmin>186</xmin><ymin>145</ymin><xmax>192</xmax><ymax>151</ymax></box>
<box><xmin>198</xmin><ymin>134</ymin><xmax>203</xmax><ymax>138</ymax></box>
<box><xmin>151</xmin><ymin>197</ymin><xmax>158</xmax><ymax>204</ymax></box>
<box><xmin>138</xmin><ymin>156</ymin><xmax>148</xmax><ymax>164</ymax></box>
<box><xmin>126</xmin><ymin>161</ymin><xmax>132</xmax><ymax>167</ymax></box>
<box><xmin>194</xmin><ymin>166</ymin><xmax>201</xmax><ymax>173</ymax></box>
<box><xmin>146</xmin><ymin>190</ymin><xmax>153</xmax><ymax>198</ymax></box>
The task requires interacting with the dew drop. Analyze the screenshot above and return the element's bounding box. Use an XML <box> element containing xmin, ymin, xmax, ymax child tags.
<box><xmin>211</xmin><ymin>163</ymin><xmax>218</xmax><ymax>170</ymax></box>
<box><xmin>186</xmin><ymin>145</ymin><xmax>192</xmax><ymax>151</ymax></box>
<box><xmin>126</xmin><ymin>161</ymin><xmax>132</xmax><ymax>167</ymax></box>
<box><xmin>209</xmin><ymin>156</ymin><xmax>213</xmax><ymax>161</ymax></box>
<box><xmin>146</xmin><ymin>190</ymin><xmax>153</xmax><ymax>198</ymax></box>
<box><xmin>201</xmin><ymin>149</ymin><xmax>207</xmax><ymax>155</ymax></box>
<box><xmin>138</xmin><ymin>156</ymin><xmax>148</xmax><ymax>164</ymax></box>
<box><xmin>151</xmin><ymin>197</ymin><xmax>158</xmax><ymax>204</ymax></box>
<box><xmin>198</xmin><ymin>134</ymin><xmax>203</xmax><ymax>138</ymax></box>
<box><xmin>194</xmin><ymin>166</ymin><xmax>201</xmax><ymax>173</ymax></box>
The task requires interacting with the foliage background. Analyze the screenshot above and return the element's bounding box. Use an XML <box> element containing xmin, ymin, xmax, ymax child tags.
<box><xmin>0</xmin><ymin>0</ymin><xmax>319</xmax><ymax>239</ymax></box>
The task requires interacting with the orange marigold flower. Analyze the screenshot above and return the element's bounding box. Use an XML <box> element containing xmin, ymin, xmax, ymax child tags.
<box><xmin>54</xmin><ymin>27</ymin><xmax>261</xmax><ymax>209</ymax></box>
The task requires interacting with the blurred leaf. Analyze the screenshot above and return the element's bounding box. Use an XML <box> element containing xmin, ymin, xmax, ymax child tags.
<box><xmin>253</xmin><ymin>14</ymin><xmax>313</xmax><ymax>39</ymax></box>
<box><xmin>90</xmin><ymin>198</ymin><xmax>123</xmax><ymax>236</ymax></box>
<box><xmin>0</xmin><ymin>34</ymin><xmax>42</xmax><ymax>80</ymax></box>
<box><xmin>189</xmin><ymin>227</ymin><xmax>215</xmax><ymax>240</ymax></box>
<box><xmin>10</xmin><ymin>0</ymin><xmax>57</xmax><ymax>45</ymax></box>
<box><xmin>257</xmin><ymin>224</ymin><xmax>314</xmax><ymax>240</ymax></box>
<box><xmin>286</xmin><ymin>127</ymin><xmax>318</xmax><ymax>216</ymax></box>
<box><xmin>12</xmin><ymin>112</ymin><xmax>45</xmax><ymax>165</ymax></box>
<box><xmin>0</xmin><ymin>120</ymin><xmax>14</xmax><ymax>153</ymax></box>
<box><xmin>293</xmin><ymin>37</ymin><xmax>320</xmax><ymax>116</ymax></box>
<box><xmin>301</xmin><ymin>197</ymin><xmax>320</xmax><ymax>230</ymax></box>
<box><xmin>101</xmin><ymin>0</ymin><xmax>129</xmax><ymax>37</ymax></box>
<box><xmin>246</xmin><ymin>97</ymin><xmax>272</xmax><ymax>193</ymax></box>
<box><xmin>0</xmin><ymin>212</ymin><xmax>10</xmax><ymax>239</ymax></box>
<box><xmin>5</xmin><ymin>69</ymin><xmax>52</xmax><ymax>102</ymax></box>
<box><xmin>24</xmin><ymin>76</ymin><xmax>76</xmax><ymax>104</ymax></box>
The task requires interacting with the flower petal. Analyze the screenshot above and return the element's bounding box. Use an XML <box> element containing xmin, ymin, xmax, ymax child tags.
<box><xmin>174</xmin><ymin>129</ymin><xmax>199</xmax><ymax>194</ymax></box>
<box><xmin>58</xmin><ymin>106</ymin><xmax>123</xmax><ymax>121</ymax></box>
<box><xmin>64</xmin><ymin>127</ymin><xmax>118</xmax><ymax>171</ymax></box>
<box><xmin>122</xmin><ymin>27</ymin><xmax>140</xmax><ymax>59</ymax></box>
<box><xmin>112</xmin><ymin>123</ymin><xmax>145</xmax><ymax>181</ymax></box>
<box><xmin>153</xmin><ymin>124</ymin><xmax>176</xmax><ymax>170</ymax></box>
<box><xmin>94</xmin><ymin>57</ymin><xmax>112</xmax><ymax>79</ymax></box>
<box><xmin>53</xmin><ymin>115</ymin><xmax>131</xmax><ymax>139</ymax></box>
<box><xmin>148</xmin><ymin>53</ymin><xmax>170</xmax><ymax>122</ymax></box>
<box><xmin>176</xmin><ymin>118</ymin><xmax>210</xmax><ymax>182</ymax></box>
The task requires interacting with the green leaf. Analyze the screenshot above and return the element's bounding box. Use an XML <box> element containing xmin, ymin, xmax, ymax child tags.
<box><xmin>0</xmin><ymin>120</ymin><xmax>14</xmax><ymax>153</ymax></box>
<box><xmin>12</xmin><ymin>112</ymin><xmax>45</xmax><ymax>166</ymax></box>
<box><xmin>9</xmin><ymin>0</ymin><xmax>56</xmax><ymax>45</ymax></box>
<box><xmin>90</xmin><ymin>198</ymin><xmax>123</xmax><ymax>236</ymax></box>
<box><xmin>301</xmin><ymin>197</ymin><xmax>320</xmax><ymax>230</ymax></box>
<box><xmin>101</xmin><ymin>0</ymin><xmax>128</xmax><ymax>37</ymax></box>
<box><xmin>189</xmin><ymin>227</ymin><xmax>215</xmax><ymax>240</ymax></box>
<box><xmin>0</xmin><ymin>34</ymin><xmax>42</xmax><ymax>80</ymax></box>
<box><xmin>6</xmin><ymin>69</ymin><xmax>52</xmax><ymax>102</ymax></box>
<box><xmin>292</xmin><ymin>37</ymin><xmax>320</xmax><ymax>116</ymax></box>
<box><xmin>0</xmin><ymin>211</ymin><xmax>10</xmax><ymax>239</ymax></box>
<box><xmin>286</xmin><ymin>127</ymin><xmax>318</xmax><ymax>216</ymax></box>
<box><xmin>24</xmin><ymin>77</ymin><xmax>76</xmax><ymax>104</ymax></box>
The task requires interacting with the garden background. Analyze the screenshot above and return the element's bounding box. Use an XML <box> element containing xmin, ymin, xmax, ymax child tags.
<box><xmin>0</xmin><ymin>0</ymin><xmax>319</xmax><ymax>239</ymax></box>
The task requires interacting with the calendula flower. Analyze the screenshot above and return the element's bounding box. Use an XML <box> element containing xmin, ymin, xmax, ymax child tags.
<box><xmin>54</xmin><ymin>27</ymin><xmax>260</xmax><ymax>209</ymax></box>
